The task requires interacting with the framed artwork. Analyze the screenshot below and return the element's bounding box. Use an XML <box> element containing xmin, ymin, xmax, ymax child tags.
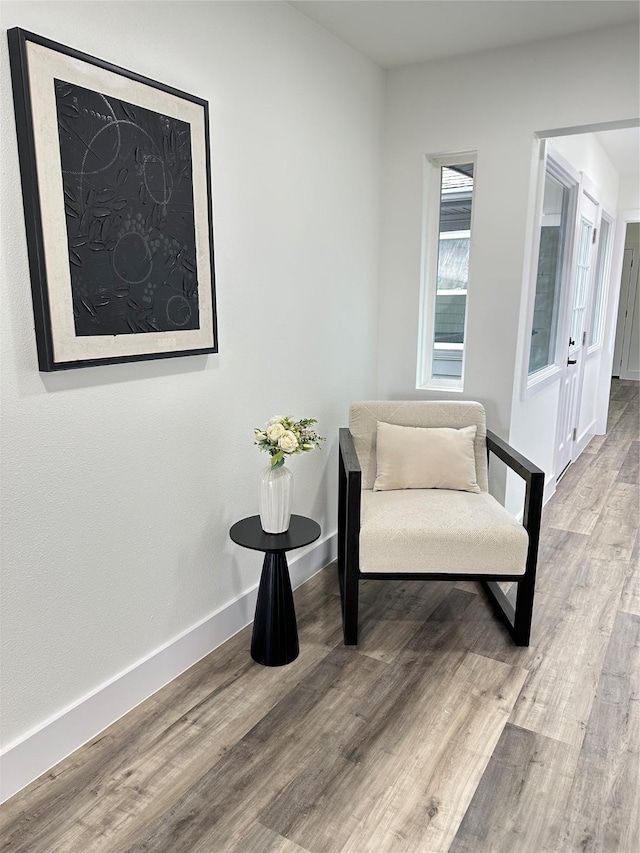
<box><xmin>8</xmin><ymin>28</ymin><xmax>217</xmax><ymax>371</ymax></box>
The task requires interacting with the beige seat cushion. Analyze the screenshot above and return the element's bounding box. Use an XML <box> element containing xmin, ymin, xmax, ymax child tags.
<box><xmin>359</xmin><ymin>489</ymin><xmax>529</xmax><ymax>575</ymax></box>
<box><xmin>374</xmin><ymin>421</ymin><xmax>480</xmax><ymax>493</ymax></box>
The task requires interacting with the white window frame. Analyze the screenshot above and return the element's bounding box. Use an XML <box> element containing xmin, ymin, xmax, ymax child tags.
<box><xmin>417</xmin><ymin>152</ymin><xmax>477</xmax><ymax>392</ymax></box>
<box><xmin>524</xmin><ymin>146</ymin><xmax>580</xmax><ymax>396</ymax></box>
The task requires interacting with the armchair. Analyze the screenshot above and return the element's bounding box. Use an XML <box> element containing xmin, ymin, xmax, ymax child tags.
<box><xmin>337</xmin><ymin>401</ymin><xmax>544</xmax><ymax>647</ymax></box>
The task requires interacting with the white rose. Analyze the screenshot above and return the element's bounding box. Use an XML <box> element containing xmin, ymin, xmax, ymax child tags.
<box><xmin>254</xmin><ymin>429</ymin><xmax>267</xmax><ymax>441</ymax></box>
<box><xmin>278</xmin><ymin>430</ymin><xmax>299</xmax><ymax>453</ymax></box>
<box><xmin>266</xmin><ymin>422</ymin><xmax>285</xmax><ymax>441</ymax></box>
<box><xmin>267</xmin><ymin>415</ymin><xmax>284</xmax><ymax>426</ymax></box>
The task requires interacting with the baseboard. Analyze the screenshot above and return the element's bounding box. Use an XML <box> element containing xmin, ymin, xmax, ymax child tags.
<box><xmin>0</xmin><ymin>532</ymin><xmax>337</xmax><ymax>804</ymax></box>
<box><xmin>543</xmin><ymin>476</ymin><xmax>556</xmax><ymax>507</ymax></box>
<box><xmin>514</xmin><ymin>478</ymin><xmax>555</xmax><ymax>524</ymax></box>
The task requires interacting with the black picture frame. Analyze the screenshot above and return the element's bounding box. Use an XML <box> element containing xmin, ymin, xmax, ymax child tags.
<box><xmin>8</xmin><ymin>28</ymin><xmax>218</xmax><ymax>371</ymax></box>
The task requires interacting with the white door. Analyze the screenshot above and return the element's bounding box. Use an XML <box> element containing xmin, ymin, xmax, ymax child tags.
<box><xmin>555</xmin><ymin>188</ymin><xmax>599</xmax><ymax>478</ymax></box>
<box><xmin>613</xmin><ymin>247</ymin><xmax>639</xmax><ymax>380</ymax></box>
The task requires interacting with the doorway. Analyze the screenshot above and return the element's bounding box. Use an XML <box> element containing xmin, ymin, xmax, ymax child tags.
<box><xmin>612</xmin><ymin>224</ymin><xmax>640</xmax><ymax>380</ymax></box>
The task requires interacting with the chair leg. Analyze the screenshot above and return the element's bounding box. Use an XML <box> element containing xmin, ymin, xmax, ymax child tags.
<box><xmin>343</xmin><ymin>471</ymin><xmax>361</xmax><ymax>646</ymax></box>
<box><xmin>481</xmin><ymin>578</ymin><xmax>532</xmax><ymax>647</ymax></box>
<box><xmin>343</xmin><ymin>562</ymin><xmax>359</xmax><ymax>645</ymax></box>
<box><xmin>337</xmin><ymin>455</ymin><xmax>346</xmax><ymax>599</ymax></box>
<box><xmin>513</xmin><ymin>571</ymin><xmax>535</xmax><ymax>646</ymax></box>
<box><xmin>513</xmin><ymin>468</ymin><xmax>544</xmax><ymax>646</ymax></box>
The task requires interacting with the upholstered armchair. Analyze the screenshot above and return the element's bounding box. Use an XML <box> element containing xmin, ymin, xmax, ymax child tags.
<box><xmin>337</xmin><ymin>401</ymin><xmax>544</xmax><ymax>647</ymax></box>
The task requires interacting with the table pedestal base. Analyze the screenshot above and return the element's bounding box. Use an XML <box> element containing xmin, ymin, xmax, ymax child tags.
<box><xmin>251</xmin><ymin>552</ymin><xmax>299</xmax><ymax>666</ymax></box>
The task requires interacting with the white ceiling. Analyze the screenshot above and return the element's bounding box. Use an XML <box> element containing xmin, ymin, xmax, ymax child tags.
<box><xmin>289</xmin><ymin>1</ymin><xmax>640</xmax><ymax>174</ymax></box>
<box><xmin>288</xmin><ymin>1</ymin><xmax>639</xmax><ymax>69</ymax></box>
<box><xmin>593</xmin><ymin>128</ymin><xmax>640</xmax><ymax>176</ymax></box>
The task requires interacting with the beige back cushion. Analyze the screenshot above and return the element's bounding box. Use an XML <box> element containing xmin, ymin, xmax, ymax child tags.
<box><xmin>349</xmin><ymin>401</ymin><xmax>489</xmax><ymax>492</ymax></box>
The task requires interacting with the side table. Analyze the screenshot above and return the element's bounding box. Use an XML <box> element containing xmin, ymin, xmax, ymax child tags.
<box><xmin>229</xmin><ymin>515</ymin><xmax>321</xmax><ymax>666</ymax></box>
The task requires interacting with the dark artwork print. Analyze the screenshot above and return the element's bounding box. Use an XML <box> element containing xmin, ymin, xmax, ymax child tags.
<box><xmin>54</xmin><ymin>79</ymin><xmax>200</xmax><ymax>336</ymax></box>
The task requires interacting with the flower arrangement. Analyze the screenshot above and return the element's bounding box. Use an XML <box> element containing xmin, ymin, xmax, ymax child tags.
<box><xmin>254</xmin><ymin>415</ymin><xmax>325</xmax><ymax>469</ymax></box>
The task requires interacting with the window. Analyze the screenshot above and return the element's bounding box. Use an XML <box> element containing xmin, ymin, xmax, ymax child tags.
<box><xmin>418</xmin><ymin>156</ymin><xmax>475</xmax><ymax>388</ymax></box>
<box><xmin>588</xmin><ymin>215</ymin><xmax>613</xmax><ymax>348</ymax></box>
<box><xmin>528</xmin><ymin>167</ymin><xmax>572</xmax><ymax>376</ymax></box>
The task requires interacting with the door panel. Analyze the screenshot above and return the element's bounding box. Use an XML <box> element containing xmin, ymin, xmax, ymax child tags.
<box><xmin>555</xmin><ymin>187</ymin><xmax>598</xmax><ymax>478</ymax></box>
<box><xmin>556</xmin><ymin>366</ymin><xmax>575</xmax><ymax>478</ymax></box>
<box><xmin>621</xmin><ymin>250</ymin><xmax>639</xmax><ymax>379</ymax></box>
<box><xmin>614</xmin><ymin>248</ymin><xmax>639</xmax><ymax>379</ymax></box>
<box><xmin>612</xmin><ymin>249</ymin><xmax>633</xmax><ymax>374</ymax></box>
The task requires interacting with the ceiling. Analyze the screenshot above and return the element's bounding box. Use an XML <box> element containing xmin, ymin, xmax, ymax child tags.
<box><xmin>593</xmin><ymin>128</ymin><xmax>640</xmax><ymax>176</ymax></box>
<box><xmin>288</xmin><ymin>1</ymin><xmax>639</xmax><ymax>69</ymax></box>
<box><xmin>290</xmin><ymin>1</ymin><xmax>640</xmax><ymax>175</ymax></box>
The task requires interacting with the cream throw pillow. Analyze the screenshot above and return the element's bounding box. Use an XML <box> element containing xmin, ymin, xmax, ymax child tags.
<box><xmin>373</xmin><ymin>421</ymin><xmax>481</xmax><ymax>493</ymax></box>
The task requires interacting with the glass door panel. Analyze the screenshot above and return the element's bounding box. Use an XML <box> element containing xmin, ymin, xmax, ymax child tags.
<box><xmin>588</xmin><ymin>216</ymin><xmax>611</xmax><ymax>347</ymax></box>
<box><xmin>569</xmin><ymin>217</ymin><xmax>593</xmax><ymax>357</ymax></box>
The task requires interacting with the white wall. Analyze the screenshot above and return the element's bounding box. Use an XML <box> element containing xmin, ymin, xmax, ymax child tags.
<box><xmin>379</xmin><ymin>25</ymin><xmax>639</xmax><ymax>449</ymax></box>
<box><xmin>550</xmin><ymin>134</ymin><xmax>619</xmax><ymax>209</ymax></box>
<box><xmin>617</xmin><ymin>174</ymin><xmax>640</xmax><ymax>211</ymax></box>
<box><xmin>0</xmin><ymin>0</ymin><xmax>383</xmax><ymax>782</ymax></box>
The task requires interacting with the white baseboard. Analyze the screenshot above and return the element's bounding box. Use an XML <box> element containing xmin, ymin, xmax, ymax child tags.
<box><xmin>543</xmin><ymin>476</ymin><xmax>556</xmax><ymax>507</ymax></box>
<box><xmin>514</xmin><ymin>476</ymin><xmax>556</xmax><ymax>525</ymax></box>
<box><xmin>0</xmin><ymin>532</ymin><xmax>337</xmax><ymax>804</ymax></box>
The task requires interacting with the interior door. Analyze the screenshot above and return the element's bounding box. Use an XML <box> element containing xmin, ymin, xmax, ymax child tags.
<box><xmin>555</xmin><ymin>188</ymin><xmax>599</xmax><ymax>478</ymax></box>
<box><xmin>622</xmin><ymin>255</ymin><xmax>640</xmax><ymax>379</ymax></box>
<box><xmin>613</xmin><ymin>247</ymin><xmax>639</xmax><ymax>379</ymax></box>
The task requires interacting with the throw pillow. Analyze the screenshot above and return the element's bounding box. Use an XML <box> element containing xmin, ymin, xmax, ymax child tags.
<box><xmin>373</xmin><ymin>421</ymin><xmax>480</xmax><ymax>493</ymax></box>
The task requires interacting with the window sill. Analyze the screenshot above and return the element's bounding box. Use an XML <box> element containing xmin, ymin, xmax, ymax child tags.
<box><xmin>417</xmin><ymin>377</ymin><xmax>464</xmax><ymax>393</ymax></box>
<box><xmin>524</xmin><ymin>363</ymin><xmax>562</xmax><ymax>398</ymax></box>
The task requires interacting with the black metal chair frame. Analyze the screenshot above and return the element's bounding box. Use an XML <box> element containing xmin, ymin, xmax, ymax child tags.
<box><xmin>337</xmin><ymin>427</ymin><xmax>545</xmax><ymax>647</ymax></box>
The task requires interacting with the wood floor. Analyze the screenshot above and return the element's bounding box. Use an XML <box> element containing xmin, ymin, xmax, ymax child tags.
<box><xmin>2</xmin><ymin>380</ymin><xmax>638</xmax><ymax>853</ymax></box>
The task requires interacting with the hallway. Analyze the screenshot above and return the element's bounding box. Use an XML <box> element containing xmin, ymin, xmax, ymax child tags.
<box><xmin>1</xmin><ymin>381</ymin><xmax>638</xmax><ymax>853</ymax></box>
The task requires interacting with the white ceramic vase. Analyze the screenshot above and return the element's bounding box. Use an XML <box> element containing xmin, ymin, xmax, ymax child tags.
<box><xmin>258</xmin><ymin>463</ymin><xmax>293</xmax><ymax>533</ymax></box>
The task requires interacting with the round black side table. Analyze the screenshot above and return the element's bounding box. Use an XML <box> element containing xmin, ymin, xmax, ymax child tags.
<box><xmin>229</xmin><ymin>515</ymin><xmax>321</xmax><ymax>666</ymax></box>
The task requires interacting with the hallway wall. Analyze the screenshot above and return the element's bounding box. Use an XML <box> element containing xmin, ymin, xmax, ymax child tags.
<box><xmin>378</xmin><ymin>25</ymin><xmax>639</xmax><ymax>451</ymax></box>
<box><xmin>0</xmin><ymin>0</ymin><xmax>384</xmax><ymax>792</ymax></box>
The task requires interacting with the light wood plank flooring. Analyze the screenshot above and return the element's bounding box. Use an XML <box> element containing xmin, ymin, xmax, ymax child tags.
<box><xmin>2</xmin><ymin>380</ymin><xmax>638</xmax><ymax>852</ymax></box>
